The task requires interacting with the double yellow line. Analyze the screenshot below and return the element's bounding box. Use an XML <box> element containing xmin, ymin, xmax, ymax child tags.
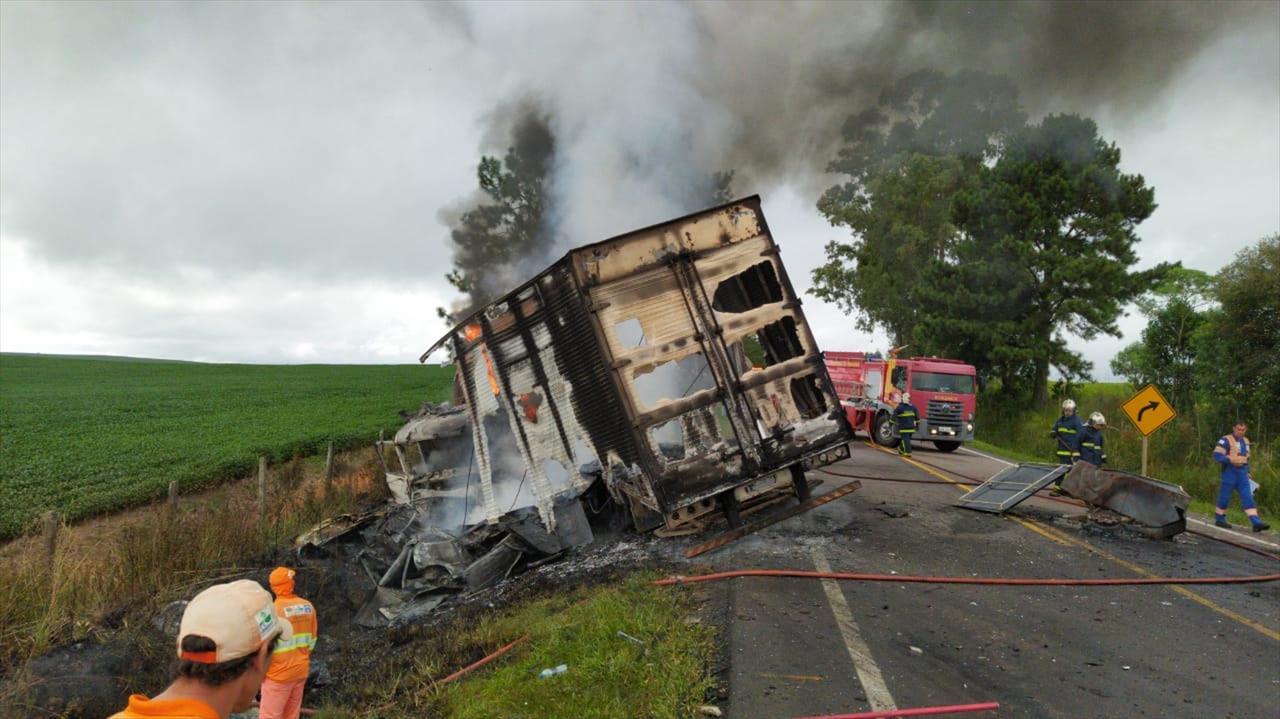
<box><xmin>867</xmin><ymin>441</ymin><xmax>1280</xmax><ymax>642</ymax></box>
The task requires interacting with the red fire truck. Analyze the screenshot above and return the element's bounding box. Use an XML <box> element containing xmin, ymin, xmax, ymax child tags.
<box><xmin>823</xmin><ymin>349</ymin><xmax>978</xmax><ymax>452</ymax></box>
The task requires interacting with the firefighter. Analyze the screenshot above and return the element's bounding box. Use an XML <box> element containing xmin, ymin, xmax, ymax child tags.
<box><xmin>1049</xmin><ymin>399</ymin><xmax>1084</xmax><ymax>464</ymax></box>
<box><xmin>1078</xmin><ymin>412</ymin><xmax>1107</xmax><ymax>467</ymax></box>
<box><xmin>893</xmin><ymin>392</ymin><xmax>919</xmax><ymax>457</ymax></box>
<box><xmin>1212</xmin><ymin>422</ymin><xmax>1270</xmax><ymax>532</ymax></box>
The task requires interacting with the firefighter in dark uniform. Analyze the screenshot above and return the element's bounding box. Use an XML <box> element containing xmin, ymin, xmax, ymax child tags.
<box><xmin>1049</xmin><ymin>399</ymin><xmax>1084</xmax><ymax>464</ymax></box>
<box><xmin>1078</xmin><ymin>412</ymin><xmax>1107</xmax><ymax>466</ymax></box>
<box><xmin>893</xmin><ymin>392</ymin><xmax>919</xmax><ymax>457</ymax></box>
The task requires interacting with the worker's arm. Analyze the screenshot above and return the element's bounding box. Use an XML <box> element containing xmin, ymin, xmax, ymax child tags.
<box><xmin>1212</xmin><ymin>439</ymin><xmax>1232</xmax><ymax>467</ymax></box>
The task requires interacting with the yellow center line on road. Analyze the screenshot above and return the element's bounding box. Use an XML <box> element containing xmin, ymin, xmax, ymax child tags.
<box><xmin>861</xmin><ymin>441</ymin><xmax>1280</xmax><ymax>642</ymax></box>
<box><xmin>865</xmin><ymin>441</ymin><xmax>1069</xmax><ymax>546</ymax></box>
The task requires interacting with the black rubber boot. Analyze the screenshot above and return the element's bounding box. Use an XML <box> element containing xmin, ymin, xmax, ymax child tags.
<box><xmin>1252</xmin><ymin>521</ymin><xmax>1271</xmax><ymax>533</ymax></box>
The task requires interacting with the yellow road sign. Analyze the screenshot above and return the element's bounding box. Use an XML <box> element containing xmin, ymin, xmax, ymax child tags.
<box><xmin>1121</xmin><ymin>384</ymin><xmax>1177</xmax><ymax>436</ymax></box>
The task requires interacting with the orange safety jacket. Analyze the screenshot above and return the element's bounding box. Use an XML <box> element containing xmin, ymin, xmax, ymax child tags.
<box><xmin>265</xmin><ymin>594</ymin><xmax>317</xmax><ymax>683</ymax></box>
<box><xmin>109</xmin><ymin>695</ymin><xmax>219</xmax><ymax>719</ymax></box>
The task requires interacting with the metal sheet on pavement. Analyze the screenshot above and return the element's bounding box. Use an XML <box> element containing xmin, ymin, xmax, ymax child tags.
<box><xmin>955</xmin><ymin>463</ymin><xmax>1070</xmax><ymax>513</ymax></box>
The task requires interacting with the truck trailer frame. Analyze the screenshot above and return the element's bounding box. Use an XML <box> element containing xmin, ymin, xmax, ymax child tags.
<box><xmin>420</xmin><ymin>196</ymin><xmax>853</xmax><ymax>533</ymax></box>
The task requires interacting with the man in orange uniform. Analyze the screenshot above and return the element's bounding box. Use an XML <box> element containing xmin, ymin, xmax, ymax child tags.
<box><xmin>110</xmin><ymin>580</ymin><xmax>292</xmax><ymax>719</ymax></box>
<box><xmin>259</xmin><ymin>566</ymin><xmax>317</xmax><ymax>719</ymax></box>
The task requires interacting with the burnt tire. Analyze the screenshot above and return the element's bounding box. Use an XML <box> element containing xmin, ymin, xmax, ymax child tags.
<box><xmin>933</xmin><ymin>441</ymin><xmax>961</xmax><ymax>453</ymax></box>
<box><xmin>873</xmin><ymin>412</ymin><xmax>900</xmax><ymax>447</ymax></box>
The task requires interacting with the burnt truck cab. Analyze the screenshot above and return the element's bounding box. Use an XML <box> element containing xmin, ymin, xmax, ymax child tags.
<box><xmin>419</xmin><ymin>196</ymin><xmax>853</xmax><ymax>535</ymax></box>
<box><xmin>825</xmin><ymin>351</ymin><xmax>977</xmax><ymax>452</ymax></box>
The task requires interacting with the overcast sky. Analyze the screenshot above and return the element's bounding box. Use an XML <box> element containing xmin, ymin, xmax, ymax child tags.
<box><xmin>2</xmin><ymin>2</ymin><xmax>1277</xmax><ymax>379</ymax></box>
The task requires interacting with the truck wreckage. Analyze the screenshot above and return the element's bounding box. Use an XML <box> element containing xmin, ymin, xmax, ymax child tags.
<box><xmin>301</xmin><ymin>196</ymin><xmax>855</xmax><ymax>624</ymax></box>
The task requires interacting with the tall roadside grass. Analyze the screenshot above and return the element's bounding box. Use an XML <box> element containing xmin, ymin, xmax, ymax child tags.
<box><xmin>0</xmin><ymin>449</ymin><xmax>387</xmax><ymax>672</ymax></box>
<box><xmin>976</xmin><ymin>383</ymin><xmax>1277</xmax><ymax>517</ymax></box>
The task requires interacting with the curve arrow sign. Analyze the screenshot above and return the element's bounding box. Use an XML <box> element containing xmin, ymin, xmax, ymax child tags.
<box><xmin>1136</xmin><ymin>400</ymin><xmax>1159</xmax><ymax>423</ymax></box>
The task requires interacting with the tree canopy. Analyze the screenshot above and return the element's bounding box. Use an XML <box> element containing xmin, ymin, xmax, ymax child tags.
<box><xmin>814</xmin><ymin>71</ymin><xmax>1168</xmax><ymax>405</ymax></box>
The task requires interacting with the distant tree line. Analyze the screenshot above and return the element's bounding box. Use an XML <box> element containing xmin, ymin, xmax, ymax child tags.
<box><xmin>1111</xmin><ymin>237</ymin><xmax>1280</xmax><ymax>443</ymax></box>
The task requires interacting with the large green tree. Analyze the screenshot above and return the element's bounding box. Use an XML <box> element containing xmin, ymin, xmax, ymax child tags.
<box><xmin>921</xmin><ymin>114</ymin><xmax>1168</xmax><ymax>405</ymax></box>
<box><xmin>812</xmin><ymin>70</ymin><xmax>1025</xmax><ymax>345</ymax></box>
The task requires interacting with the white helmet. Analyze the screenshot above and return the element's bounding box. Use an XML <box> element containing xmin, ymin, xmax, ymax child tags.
<box><xmin>1089</xmin><ymin>411</ymin><xmax>1105</xmax><ymax>426</ymax></box>
<box><xmin>902</xmin><ymin>392</ymin><xmax>911</xmax><ymax>403</ymax></box>
<box><xmin>1062</xmin><ymin>399</ymin><xmax>1076</xmax><ymax>413</ymax></box>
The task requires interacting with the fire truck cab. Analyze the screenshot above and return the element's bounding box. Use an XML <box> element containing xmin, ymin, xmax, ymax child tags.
<box><xmin>823</xmin><ymin>350</ymin><xmax>977</xmax><ymax>452</ymax></box>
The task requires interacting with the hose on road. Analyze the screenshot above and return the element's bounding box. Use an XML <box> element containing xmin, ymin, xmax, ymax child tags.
<box><xmin>794</xmin><ymin>701</ymin><xmax>1000</xmax><ymax>719</ymax></box>
<box><xmin>655</xmin><ymin>569</ymin><xmax>1280</xmax><ymax>587</ymax></box>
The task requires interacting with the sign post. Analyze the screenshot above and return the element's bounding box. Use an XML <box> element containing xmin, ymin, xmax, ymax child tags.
<box><xmin>1120</xmin><ymin>384</ymin><xmax>1177</xmax><ymax>476</ymax></box>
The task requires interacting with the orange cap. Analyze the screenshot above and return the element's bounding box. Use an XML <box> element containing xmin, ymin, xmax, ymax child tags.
<box><xmin>269</xmin><ymin>566</ymin><xmax>296</xmax><ymax>596</ymax></box>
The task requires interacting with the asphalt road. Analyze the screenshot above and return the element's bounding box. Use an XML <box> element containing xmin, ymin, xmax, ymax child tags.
<box><xmin>673</xmin><ymin>440</ymin><xmax>1280</xmax><ymax>719</ymax></box>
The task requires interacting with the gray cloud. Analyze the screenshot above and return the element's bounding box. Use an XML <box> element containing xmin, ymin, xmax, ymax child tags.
<box><xmin>1</xmin><ymin>1</ymin><xmax>1276</xmax><ymax>368</ymax></box>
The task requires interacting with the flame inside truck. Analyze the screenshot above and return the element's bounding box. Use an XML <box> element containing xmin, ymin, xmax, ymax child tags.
<box><xmin>392</xmin><ymin>196</ymin><xmax>854</xmax><ymax>536</ymax></box>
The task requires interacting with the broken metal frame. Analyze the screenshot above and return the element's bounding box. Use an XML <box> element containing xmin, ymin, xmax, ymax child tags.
<box><xmin>955</xmin><ymin>463</ymin><xmax>1070</xmax><ymax>513</ymax></box>
<box><xmin>421</xmin><ymin>196</ymin><xmax>854</xmax><ymax>533</ymax></box>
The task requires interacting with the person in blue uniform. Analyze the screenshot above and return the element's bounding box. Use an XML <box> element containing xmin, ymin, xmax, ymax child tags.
<box><xmin>1212</xmin><ymin>422</ymin><xmax>1269</xmax><ymax>532</ymax></box>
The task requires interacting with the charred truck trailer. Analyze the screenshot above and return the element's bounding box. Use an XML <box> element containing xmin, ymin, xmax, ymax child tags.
<box><xmin>404</xmin><ymin>196</ymin><xmax>853</xmax><ymax>536</ymax></box>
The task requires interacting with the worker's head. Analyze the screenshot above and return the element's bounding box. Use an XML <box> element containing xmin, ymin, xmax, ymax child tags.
<box><xmin>1089</xmin><ymin>411</ymin><xmax>1106</xmax><ymax>427</ymax></box>
<box><xmin>1233</xmin><ymin>422</ymin><xmax>1247</xmax><ymax>439</ymax></box>
<box><xmin>902</xmin><ymin>392</ymin><xmax>911</xmax><ymax>404</ymax></box>
<box><xmin>1061</xmin><ymin>399</ymin><xmax>1076</xmax><ymax>416</ymax></box>
<box><xmin>175</xmin><ymin>580</ymin><xmax>291</xmax><ymax>710</ymax></box>
<box><xmin>269</xmin><ymin>566</ymin><xmax>296</xmax><ymax>597</ymax></box>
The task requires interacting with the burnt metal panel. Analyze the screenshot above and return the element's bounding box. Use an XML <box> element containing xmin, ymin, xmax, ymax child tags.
<box><xmin>956</xmin><ymin>463</ymin><xmax>1069</xmax><ymax>513</ymax></box>
<box><xmin>1060</xmin><ymin>461</ymin><xmax>1190</xmax><ymax>530</ymax></box>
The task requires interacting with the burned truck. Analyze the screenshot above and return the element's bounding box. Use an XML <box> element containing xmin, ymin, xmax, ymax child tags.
<box><xmin>383</xmin><ymin>196</ymin><xmax>853</xmax><ymax>538</ymax></box>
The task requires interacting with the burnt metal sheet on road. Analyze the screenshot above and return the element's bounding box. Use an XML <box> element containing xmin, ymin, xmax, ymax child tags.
<box><xmin>955</xmin><ymin>463</ymin><xmax>1069</xmax><ymax>513</ymax></box>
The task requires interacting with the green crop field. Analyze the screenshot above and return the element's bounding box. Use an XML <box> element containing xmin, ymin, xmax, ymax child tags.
<box><xmin>0</xmin><ymin>354</ymin><xmax>454</xmax><ymax>539</ymax></box>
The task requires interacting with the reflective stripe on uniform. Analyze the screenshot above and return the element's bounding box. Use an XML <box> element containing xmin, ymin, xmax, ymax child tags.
<box><xmin>1056</xmin><ymin>428</ymin><xmax>1077</xmax><ymax>434</ymax></box>
<box><xmin>273</xmin><ymin>632</ymin><xmax>316</xmax><ymax>653</ymax></box>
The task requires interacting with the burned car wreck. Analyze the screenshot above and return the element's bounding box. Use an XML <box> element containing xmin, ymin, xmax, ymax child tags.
<box><xmin>304</xmin><ymin>196</ymin><xmax>854</xmax><ymax>624</ymax></box>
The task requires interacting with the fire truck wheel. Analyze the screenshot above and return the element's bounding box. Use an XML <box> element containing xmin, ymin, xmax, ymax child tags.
<box><xmin>933</xmin><ymin>441</ymin><xmax>961</xmax><ymax>453</ymax></box>
<box><xmin>873</xmin><ymin>413</ymin><xmax>900</xmax><ymax>447</ymax></box>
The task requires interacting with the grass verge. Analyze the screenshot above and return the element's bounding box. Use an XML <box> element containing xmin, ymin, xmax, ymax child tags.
<box><xmin>0</xmin><ymin>449</ymin><xmax>387</xmax><ymax>672</ymax></box>
<box><xmin>321</xmin><ymin>575</ymin><xmax>717</xmax><ymax>719</ymax></box>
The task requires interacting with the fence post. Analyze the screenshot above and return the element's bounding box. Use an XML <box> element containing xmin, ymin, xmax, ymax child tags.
<box><xmin>42</xmin><ymin>510</ymin><xmax>60</xmax><ymax>564</ymax></box>
<box><xmin>168</xmin><ymin>480</ymin><xmax>179</xmax><ymax>511</ymax></box>
<box><xmin>257</xmin><ymin>456</ymin><xmax>268</xmax><ymax>516</ymax></box>
<box><xmin>324</xmin><ymin>441</ymin><xmax>335</xmax><ymax>489</ymax></box>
